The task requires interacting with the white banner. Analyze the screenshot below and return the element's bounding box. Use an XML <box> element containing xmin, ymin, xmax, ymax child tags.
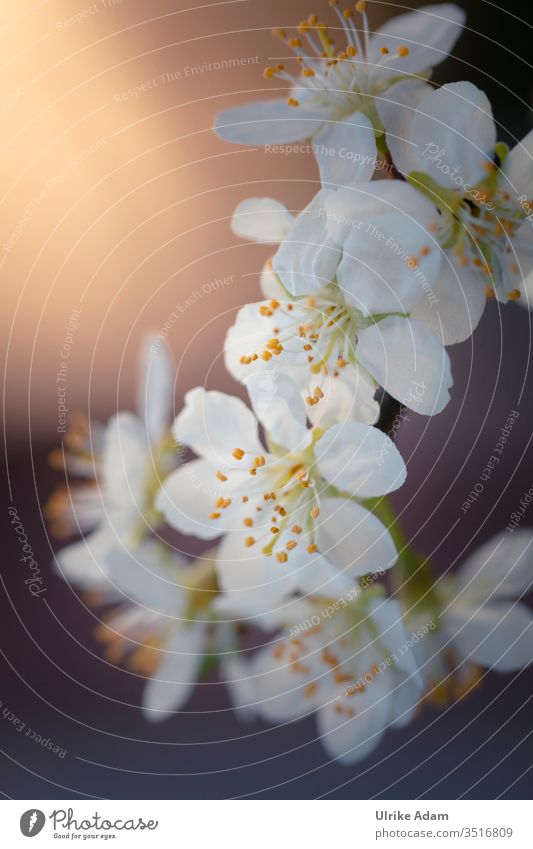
<box><xmin>0</xmin><ymin>800</ymin><xmax>530</xmax><ymax>847</ymax></box>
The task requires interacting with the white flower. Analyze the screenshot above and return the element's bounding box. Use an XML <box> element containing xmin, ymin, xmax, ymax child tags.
<box><xmin>227</xmin><ymin>190</ymin><xmax>454</xmax><ymax>415</ymax></box>
<box><xmin>156</xmin><ymin>373</ymin><xmax>406</xmax><ymax>605</ymax></box>
<box><xmin>250</xmin><ymin>595</ymin><xmax>423</xmax><ymax>764</ymax></box>
<box><xmin>439</xmin><ymin>530</ymin><xmax>533</xmax><ymax>673</ymax></box>
<box><xmin>379</xmin><ymin>80</ymin><xmax>533</xmax><ymax>303</ymax></box>
<box><xmin>49</xmin><ymin>336</ymin><xmax>175</xmax><ymax>589</ymax></box>
<box><xmin>99</xmin><ymin>540</ymin><xmax>215</xmax><ymax>722</ymax></box>
<box><xmin>215</xmin><ymin>3</ymin><xmax>465</xmax><ymax>187</ymax></box>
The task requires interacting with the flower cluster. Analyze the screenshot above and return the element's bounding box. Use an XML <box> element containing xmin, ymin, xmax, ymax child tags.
<box><xmin>47</xmin><ymin>2</ymin><xmax>533</xmax><ymax>764</ymax></box>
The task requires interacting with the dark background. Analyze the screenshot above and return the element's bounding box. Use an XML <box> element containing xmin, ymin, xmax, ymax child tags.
<box><xmin>1</xmin><ymin>0</ymin><xmax>533</xmax><ymax>799</ymax></box>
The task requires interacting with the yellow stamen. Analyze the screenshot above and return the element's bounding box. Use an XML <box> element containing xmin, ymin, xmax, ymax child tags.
<box><xmin>232</xmin><ymin>448</ymin><xmax>245</xmax><ymax>460</ymax></box>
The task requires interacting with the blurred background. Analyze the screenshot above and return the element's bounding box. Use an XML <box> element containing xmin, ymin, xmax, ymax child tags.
<box><xmin>1</xmin><ymin>0</ymin><xmax>532</xmax><ymax>798</ymax></box>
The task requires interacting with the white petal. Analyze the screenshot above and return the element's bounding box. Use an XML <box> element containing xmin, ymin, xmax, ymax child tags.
<box><xmin>142</xmin><ymin>623</ymin><xmax>206</xmax><ymax>721</ymax></box>
<box><xmin>502</xmin><ymin>128</ymin><xmax>533</xmax><ymax>199</ymax></box>
<box><xmin>376</xmin><ymin>80</ymin><xmax>432</xmax><ymax>176</ymax></box>
<box><xmin>251</xmin><ymin>640</ymin><xmax>316</xmax><ymax>722</ymax></box>
<box><xmin>260</xmin><ymin>259</ymin><xmax>288</xmax><ymax>300</ymax></box>
<box><xmin>410</xmin><ymin>82</ymin><xmax>496</xmax><ymax>188</ymax></box>
<box><xmin>325</xmin><ymin>181</ymin><xmax>442</xmax><ymax>314</ymax></box>
<box><xmin>106</xmin><ymin>540</ymin><xmax>188</xmax><ymax>616</ymax></box>
<box><xmin>173</xmin><ymin>386</ymin><xmax>262</xmax><ymax>466</ymax></box>
<box><xmin>136</xmin><ymin>335</ymin><xmax>174</xmax><ymax>445</ymax></box>
<box><xmin>245</xmin><ymin>370</ymin><xmax>309</xmax><ymax>452</ymax></box>
<box><xmin>294</xmin><ymin>551</ymin><xmax>358</xmax><ymax>599</ymax></box>
<box><xmin>317</xmin><ymin>661</ymin><xmax>392</xmax><ymax>764</ymax></box>
<box><xmin>216</xmin><ymin>528</ymin><xmax>299</xmax><ymax>604</ymax></box>
<box><xmin>368</xmin><ymin>598</ymin><xmax>422</xmax><ymax>684</ymax></box>
<box><xmin>446</xmin><ymin>601</ymin><xmax>533</xmax><ymax>673</ymax></box>
<box><xmin>54</xmin><ymin>525</ymin><xmax>121</xmax><ymax>592</ymax></box>
<box><xmin>222</xmin><ymin>655</ymin><xmax>257</xmax><ymax>723</ymax></box>
<box><xmin>312</xmin><ymin>111</ymin><xmax>377</xmax><ymax>187</ymax></box>
<box><xmin>315</xmin><ymin>498</ymin><xmax>398</xmax><ymax>578</ymax></box>
<box><xmin>155</xmin><ymin>459</ymin><xmax>236</xmax><ymax>540</ymax></box>
<box><xmin>231</xmin><ymin>198</ymin><xmax>294</xmax><ymax>244</ymax></box>
<box><xmin>456</xmin><ymin>530</ymin><xmax>533</xmax><ymax>604</ymax></box>
<box><xmin>307</xmin><ymin>367</ymin><xmax>379</xmax><ymax>428</ymax></box>
<box><xmin>272</xmin><ymin>190</ymin><xmax>342</xmax><ymax>296</ymax></box>
<box><xmin>370</xmin><ymin>4</ymin><xmax>466</xmax><ymax>76</ymax></box>
<box><xmin>214</xmin><ymin>98</ymin><xmax>326</xmax><ymax>145</ymax></box>
<box><xmin>316</xmin><ymin>421</ymin><xmax>406</xmax><ymax>497</ymax></box>
<box><xmin>357</xmin><ymin>316</ymin><xmax>453</xmax><ymax>415</ymax></box>
<box><xmin>410</xmin><ymin>258</ymin><xmax>486</xmax><ymax>345</ymax></box>
<box><xmin>103</xmin><ymin>413</ymin><xmax>149</xmax><ymax>511</ymax></box>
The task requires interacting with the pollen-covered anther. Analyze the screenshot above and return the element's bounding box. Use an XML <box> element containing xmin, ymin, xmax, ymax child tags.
<box><xmin>232</xmin><ymin>447</ymin><xmax>245</xmax><ymax>460</ymax></box>
<box><xmin>485</xmin><ymin>286</ymin><xmax>496</xmax><ymax>300</ymax></box>
<box><xmin>508</xmin><ymin>289</ymin><xmax>521</xmax><ymax>301</ymax></box>
<box><xmin>420</xmin><ymin>245</ymin><xmax>431</xmax><ymax>256</ymax></box>
<box><xmin>209</xmin><ymin>512</ymin><xmax>221</xmax><ymax>520</ymax></box>
<box><xmin>343</xmin><ymin>8</ymin><xmax>354</xmax><ymax>17</ymax></box>
<box><xmin>253</xmin><ymin>455</ymin><xmax>266</xmax><ymax>468</ymax></box>
<box><xmin>272</xmin><ymin>28</ymin><xmax>286</xmax><ymax>39</ymax></box>
<box><xmin>243</xmin><ymin>517</ymin><xmax>254</xmax><ymax>527</ymax></box>
<box><xmin>271</xmin><ymin>526</ymin><xmax>280</xmax><ymax>534</ymax></box>
<box><xmin>355</xmin><ymin>0</ymin><xmax>367</xmax><ymax>10</ymax></box>
<box><xmin>310</xmin><ymin>505</ymin><xmax>320</xmax><ymax>519</ymax></box>
<box><xmin>380</xmin><ymin>46</ymin><xmax>389</xmax><ymax>55</ymax></box>
<box><xmin>244</xmin><ymin>536</ymin><xmax>255</xmax><ymax>547</ymax></box>
<box><xmin>306</xmin><ymin>395</ymin><xmax>319</xmax><ymax>406</ymax></box>
<box><xmin>313</xmin><ymin>387</ymin><xmax>324</xmax><ymax>400</ymax></box>
<box><xmin>239</xmin><ymin>355</ymin><xmax>252</xmax><ymax>365</ymax></box>
<box><xmin>302</xmin><ymin>67</ymin><xmax>316</xmax><ymax>77</ymax></box>
<box><xmin>260</xmin><ymin>350</ymin><xmax>273</xmax><ymax>362</ymax></box>
<box><xmin>276</xmin><ymin>551</ymin><xmax>288</xmax><ymax>563</ymax></box>
<box><xmin>307</xmin><ymin>543</ymin><xmax>318</xmax><ymax>553</ymax></box>
<box><xmin>406</xmin><ymin>256</ymin><xmax>418</xmax><ymax>269</ymax></box>
<box><xmin>397</xmin><ymin>45</ymin><xmax>410</xmax><ymax>56</ymax></box>
<box><xmin>305</xmin><ymin>681</ymin><xmax>317</xmax><ymax>698</ymax></box>
<box><xmin>292</xmin><ymin>524</ymin><xmax>302</xmax><ymax>534</ymax></box>
<box><xmin>263</xmin><ymin>66</ymin><xmax>276</xmax><ymax>80</ymax></box>
<box><xmin>286</xmin><ymin>540</ymin><xmax>298</xmax><ymax>550</ymax></box>
<box><xmin>287</xmin><ymin>98</ymin><xmax>300</xmax><ymax>107</ymax></box>
<box><xmin>216</xmin><ymin>471</ymin><xmax>228</xmax><ymax>482</ymax></box>
<box><xmin>259</xmin><ymin>305</ymin><xmax>273</xmax><ymax>317</ymax></box>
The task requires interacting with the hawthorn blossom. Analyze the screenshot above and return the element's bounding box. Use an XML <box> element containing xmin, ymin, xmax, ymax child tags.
<box><xmin>379</xmin><ymin>80</ymin><xmax>533</xmax><ymax>303</ymax></box>
<box><xmin>215</xmin><ymin>3</ymin><xmax>465</xmax><ymax>187</ymax></box>
<box><xmin>156</xmin><ymin>372</ymin><xmax>406</xmax><ymax>604</ymax></box>
<box><xmin>47</xmin><ymin>336</ymin><xmax>175</xmax><ymax>589</ymax></box>
<box><xmin>250</xmin><ymin>595</ymin><xmax>423</xmax><ymax>764</ymax></box>
<box><xmin>227</xmin><ymin>186</ymin><xmax>455</xmax><ymax>415</ymax></box>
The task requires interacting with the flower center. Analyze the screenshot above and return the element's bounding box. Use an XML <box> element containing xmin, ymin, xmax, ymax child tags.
<box><xmin>263</xmin><ymin>2</ymin><xmax>411</xmax><ymax>121</ymax></box>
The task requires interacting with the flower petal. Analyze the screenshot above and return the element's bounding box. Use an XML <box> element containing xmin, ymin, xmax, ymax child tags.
<box><xmin>272</xmin><ymin>190</ymin><xmax>342</xmax><ymax>296</ymax></box>
<box><xmin>370</xmin><ymin>3</ymin><xmax>466</xmax><ymax>76</ymax></box>
<box><xmin>231</xmin><ymin>198</ymin><xmax>294</xmax><ymax>244</ymax></box>
<box><xmin>316</xmin><ymin>422</ymin><xmax>406</xmax><ymax>498</ymax></box>
<box><xmin>106</xmin><ymin>540</ymin><xmax>188</xmax><ymax>616</ymax></box>
<box><xmin>142</xmin><ymin>623</ymin><xmax>206</xmax><ymax>721</ymax></box>
<box><xmin>315</xmin><ymin>498</ymin><xmax>398</xmax><ymax>578</ymax></box>
<box><xmin>103</xmin><ymin>413</ymin><xmax>149</xmax><ymax>511</ymax></box>
<box><xmin>214</xmin><ymin>98</ymin><xmax>326</xmax><ymax>145</ymax></box>
<box><xmin>445</xmin><ymin>601</ymin><xmax>533</xmax><ymax>673</ymax></box>
<box><xmin>410</xmin><ymin>258</ymin><xmax>486</xmax><ymax>345</ymax></box>
<box><xmin>456</xmin><ymin>530</ymin><xmax>533</xmax><ymax>604</ymax></box>
<box><xmin>216</xmin><ymin>527</ymin><xmax>299</xmax><ymax>604</ymax></box>
<box><xmin>502</xmin><ymin>128</ymin><xmax>533</xmax><ymax>200</ymax></box>
<box><xmin>409</xmin><ymin>82</ymin><xmax>497</xmax><ymax>188</ymax></box>
<box><xmin>156</xmin><ymin>459</ymin><xmax>236</xmax><ymax>540</ymax></box>
<box><xmin>245</xmin><ymin>370</ymin><xmax>309</xmax><ymax>452</ymax></box>
<box><xmin>317</xmin><ymin>659</ymin><xmax>392</xmax><ymax>764</ymax></box>
<box><xmin>357</xmin><ymin>316</ymin><xmax>453</xmax><ymax>415</ymax></box>
<box><xmin>173</xmin><ymin>386</ymin><xmax>262</xmax><ymax>465</ymax></box>
<box><xmin>306</xmin><ymin>367</ymin><xmax>379</xmax><ymax>428</ymax></box>
<box><xmin>376</xmin><ymin>80</ymin><xmax>432</xmax><ymax>176</ymax></box>
<box><xmin>312</xmin><ymin>111</ymin><xmax>377</xmax><ymax>187</ymax></box>
<box><xmin>136</xmin><ymin>335</ymin><xmax>174</xmax><ymax>445</ymax></box>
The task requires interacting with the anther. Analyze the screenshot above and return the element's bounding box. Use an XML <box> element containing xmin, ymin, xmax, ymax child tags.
<box><xmin>397</xmin><ymin>45</ymin><xmax>409</xmax><ymax>56</ymax></box>
<box><xmin>276</xmin><ymin>551</ymin><xmax>288</xmax><ymax>563</ymax></box>
<box><xmin>245</xmin><ymin>537</ymin><xmax>255</xmax><ymax>547</ymax></box>
<box><xmin>232</xmin><ymin>448</ymin><xmax>245</xmax><ymax>460</ymax></box>
<box><xmin>216</xmin><ymin>471</ymin><xmax>227</xmax><ymax>482</ymax></box>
